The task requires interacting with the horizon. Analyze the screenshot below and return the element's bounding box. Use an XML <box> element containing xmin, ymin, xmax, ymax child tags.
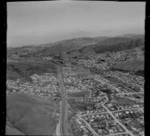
<box><xmin>7</xmin><ymin>33</ymin><xmax>144</xmax><ymax>48</ymax></box>
<box><xmin>7</xmin><ymin>1</ymin><xmax>145</xmax><ymax>47</ymax></box>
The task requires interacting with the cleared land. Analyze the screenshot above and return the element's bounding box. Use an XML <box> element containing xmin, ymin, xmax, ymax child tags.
<box><xmin>7</xmin><ymin>60</ymin><xmax>57</xmax><ymax>81</ymax></box>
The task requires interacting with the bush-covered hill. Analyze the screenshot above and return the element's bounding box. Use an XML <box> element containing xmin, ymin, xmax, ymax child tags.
<box><xmin>111</xmin><ymin>58</ymin><xmax>144</xmax><ymax>76</ymax></box>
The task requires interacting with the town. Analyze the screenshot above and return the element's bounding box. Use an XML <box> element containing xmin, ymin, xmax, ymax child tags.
<box><xmin>7</xmin><ymin>57</ymin><xmax>144</xmax><ymax>136</ymax></box>
<box><xmin>6</xmin><ymin>40</ymin><xmax>144</xmax><ymax>136</ymax></box>
<box><xmin>7</xmin><ymin>73</ymin><xmax>61</xmax><ymax>101</ymax></box>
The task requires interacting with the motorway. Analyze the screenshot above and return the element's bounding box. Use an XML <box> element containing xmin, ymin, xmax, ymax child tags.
<box><xmin>57</xmin><ymin>65</ymin><xmax>69</xmax><ymax>136</ymax></box>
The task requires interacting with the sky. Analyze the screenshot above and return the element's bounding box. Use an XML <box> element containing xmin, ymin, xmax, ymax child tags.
<box><xmin>7</xmin><ymin>1</ymin><xmax>145</xmax><ymax>47</ymax></box>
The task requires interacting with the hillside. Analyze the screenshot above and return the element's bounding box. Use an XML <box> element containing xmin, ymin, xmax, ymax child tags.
<box><xmin>6</xmin><ymin>93</ymin><xmax>59</xmax><ymax>135</ymax></box>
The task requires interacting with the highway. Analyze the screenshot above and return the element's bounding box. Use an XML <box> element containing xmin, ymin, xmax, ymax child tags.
<box><xmin>56</xmin><ymin>62</ymin><xmax>136</xmax><ymax>136</ymax></box>
<box><xmin>57</xmin><ymin>65</ymin><xmax>69</xmax><ymax>136</ymax></box>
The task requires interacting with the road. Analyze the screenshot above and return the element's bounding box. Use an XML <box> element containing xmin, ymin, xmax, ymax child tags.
<box><xmin>57</xmin><ymin>65</ymin><xmax>69</xmax><ymax>136</ymax></box>
<box><xmin>77</xmin><ymin>104</ymin><xmax>134</xmax><ymax>136</ymax></box>
<box><xmin>77</xmin><ymin>116</ymin><xmax>98</xmax><ymax>136</ymax></box>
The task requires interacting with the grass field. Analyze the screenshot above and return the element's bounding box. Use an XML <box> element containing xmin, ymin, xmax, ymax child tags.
<box><xmin>67</xmin><ymin>90</ymin><xmax>90</xmax><ymax>98</ymax></box>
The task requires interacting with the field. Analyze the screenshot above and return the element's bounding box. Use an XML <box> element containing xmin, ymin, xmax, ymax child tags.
<box><xmin>67</xmin><ymin>90</ymin><xmax>90</xmax><ymax>98</ymax></box>
<box><xmin>111</xmin><ymin>58</ymin><xmax>144</xmax><ymax>75</ymax></box>
<box><xmin>6</xmin><ymin>93</ymin><xmax>60</xmax><ymax>135</ymax></box>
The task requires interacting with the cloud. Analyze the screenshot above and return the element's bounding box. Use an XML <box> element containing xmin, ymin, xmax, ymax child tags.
<box><xmin>31</xmin><ymin>31</ymin><xmax>37</xmax><ymax>34</ymax></box>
